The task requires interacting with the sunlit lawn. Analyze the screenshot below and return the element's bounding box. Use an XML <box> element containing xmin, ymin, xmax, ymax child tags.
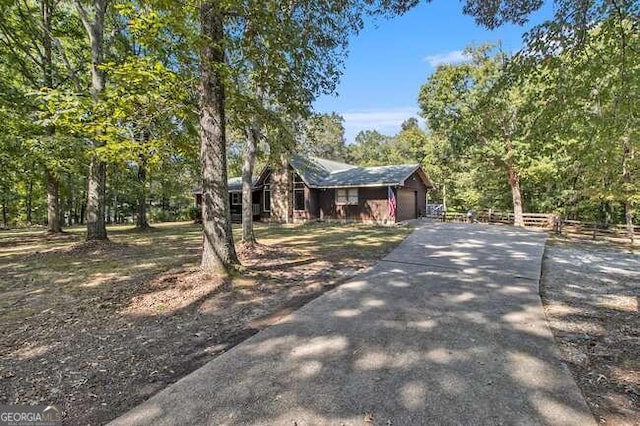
<box><xmin>0</xmin><ymin>221</ymin><xmax>412</xmax><ymax>322</ymax></box>
<box><xmin>0</xmin><ymin>220</ymin><xmax>411</xmax><ymax>424</ymax></box>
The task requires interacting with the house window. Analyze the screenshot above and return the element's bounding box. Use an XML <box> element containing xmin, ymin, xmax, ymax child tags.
<box><xmin>293</xmin><ymin>189</ymin><xmax>305</xmax><ymax>211</ymax></box>
<box><xmin>231</xmin><ymin>192</ymin><xmax>241</xmax><ymax>205</ymax></box>
<box><xmin>263</xmin><ymin>188</ymin><xmax>271</xmax><ymax>212</ymax></box>
<box><xmin>336</xmin><ymin>188</ymin><xmax>358</xmax><ymax>205</ymax></box>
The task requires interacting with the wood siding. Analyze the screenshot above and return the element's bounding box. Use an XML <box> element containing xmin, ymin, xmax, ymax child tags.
<box><xmin>292</xmin><ymin>185</ymin><xmax>319</xmax><ymax>221</ymax></box>
<box><xmin>397</xmin><ymin>170</ymin><xmax>428</xmax><ymax>221</ymax></box>
<box><xmin>197</xmin><ymin>168</ymin><xmax>430</xmax><ymax>224</ymax></box>
<box><xmin>318</xmin><ymin>187</ymin><xmax>392</xmax><ymax>223</ymax></box>
<box><xmin>397</xmin><ymin>189</ymin><xmax>417</xmax><ymax>221</ymax></box>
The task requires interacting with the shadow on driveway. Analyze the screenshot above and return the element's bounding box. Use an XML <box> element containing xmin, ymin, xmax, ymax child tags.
<box><xmin>110</xmin><ymin>223</ymin><xmax>595</xmax><ymax>426</ymax></box>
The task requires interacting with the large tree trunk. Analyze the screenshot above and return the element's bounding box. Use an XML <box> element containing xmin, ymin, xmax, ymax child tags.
<box><xmin>241</xmin><ymin>124</ymin><xmax>259</xmax><ymax>245</ymax></box>
<box><xmin>136</xmin><ymin>157</ymin><xmax>149</xmax><ymax>230</ymax></box>
<box><xmin>45</xmin><ymin>169</ymin><xmax>62</xmax><ymax>232</ymax></box>
<box><xmin>86</xmin><ymin>159</ymin><xmax>107</xmax><ymax>239</ymax></box>
<box><xmin>43</xmin><ymin>1</ymin><xmax>62</xmax><ymax>233</ymax></box>
<box><xmin>75</xmin><ymin>0</ymin><xmax>108</xmax><ymax>240</ymax></box>
<box><xmin>198</xmin><ymin>1</ymin><xmax>239</xmax><ymax>273</ymax></box>
<box><xmin>506</xmin><ymin>141</ymin><xmax>524</xmax><ymax>227</ymax></box>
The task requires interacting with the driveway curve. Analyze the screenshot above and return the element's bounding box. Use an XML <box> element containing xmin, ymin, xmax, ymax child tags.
<box><xmin>110</xmin><ymin>222</ymin><xmax>595</xmax><ymax>426</ymax></box>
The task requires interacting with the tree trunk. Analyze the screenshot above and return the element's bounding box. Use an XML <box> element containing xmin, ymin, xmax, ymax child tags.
<box><xmin>241</xmin><ymin>124</ymin><xmax>259</xmax><ymax>245</ymax></box>
<box><xmin>1</xmin><ymin>199</ymin><xmax>7</xmax><ymax>229</ymax></box>
<box><xmin>198</xmin><ymin>1</ymin><xmax>239</xmax><ymax>273</ymax></box>
<box><xmin>74</xmin><ymin>0</ymin><xmax>108</xmax><ymax>240</ymax></box>
<box><xmin>42</xmin><ymin>0</ymin><xmax>63</xmax><ymax>232</ymax></box>
<box><xmin>42</xmin><ymin>0</ymin><xmax>53</xmax><ymax>88</ymax></box>
<box><xmin>86</xmin><ymin>158</ymin><xmax>107</xmax><ymax>240</ymax></box>
<box><xmin>79</xmin><ymin>199</ymin><xmax>86</xmax><ymax>225</ymax></box>
<box><xmin>45</xmin><ymin>169</ymin><xmax>62</xmax><ymax>232</ymax></box>
<box><xmin>136</xmin><ymin>157</ymin><xmax>149</xmax><ymax>230</ymax></box>
<box><xmin>106</xmin><ymin>203</ymin><xmax>111</xmax><ymax>224</ymax></box>
<box><xmin>65</xmin><ymin>174</ymin><xmax>73</xmax><ymax>226</ymax></box>
<box><xmin>26</xmin><ymin>173</ymin><xmax>33</xmax><ymax>225</ymax></box>
<box><xmin>506</xmin><ymin>141</ymin><xmax>524</xmax><ymax>227</ymax></box>
<box><xmin>622</xmin><ymin>133</ymin><xmax>634</xmax><ymax>244</ymax></box>
<box><xmin>113</xmin><ymin>193</ymin><xmax>118</xmax><ymax>225</ymax></box>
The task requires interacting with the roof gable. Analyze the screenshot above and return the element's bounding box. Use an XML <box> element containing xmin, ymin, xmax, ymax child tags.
<box><xmin>288</xmin><ymin>155</ymin><xmax>331</xmax><ymax>186</ymax></box>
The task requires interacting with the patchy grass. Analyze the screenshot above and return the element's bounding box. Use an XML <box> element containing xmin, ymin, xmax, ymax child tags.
<box><xmin>541</xmin><ymin>238</ymin><xmax>640</xmax><ymax>425</ymax></box>
<box><xmin>0</xmin><ymin>221</ymin><xmax>411</xmax><ymax>425</ymax></box>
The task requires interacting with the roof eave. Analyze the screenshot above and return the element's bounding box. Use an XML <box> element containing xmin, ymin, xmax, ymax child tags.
<box><xmin>311</xmin><ymin>182</ymin><xmax>402</xmax><ymax>189</ymax></box>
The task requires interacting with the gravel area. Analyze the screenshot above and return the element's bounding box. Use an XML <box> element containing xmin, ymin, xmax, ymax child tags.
<box><xmin>540</xmin><ymin>238</ymin><xmax>640</xmax><ymax>425</ymax></box>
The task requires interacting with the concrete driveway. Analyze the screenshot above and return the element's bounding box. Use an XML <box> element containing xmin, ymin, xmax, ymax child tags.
<box><xmin>110</xmin><ymin>222</ymin><xmax>595</xmax><ymax>426</ymax></box>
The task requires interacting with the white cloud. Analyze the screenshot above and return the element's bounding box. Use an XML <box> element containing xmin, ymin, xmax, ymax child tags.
<box><xmin>339</xmin><ymin>107</ymin><xmax>423</xmax><ymax>144</ymax></box>
<box><xmin>423</xmin><ymin>50</ymin><xmax>471</xmax><ymax>67</ymax></box>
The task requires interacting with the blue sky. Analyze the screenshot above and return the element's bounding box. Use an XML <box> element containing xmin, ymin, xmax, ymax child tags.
<box><xmin>313</xmin><ymin>0</ymin><xmax>554</xmax><ymax>143</ymax></box>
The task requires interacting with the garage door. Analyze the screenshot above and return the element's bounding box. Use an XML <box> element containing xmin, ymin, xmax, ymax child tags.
<box><xmin>397</xmin><ymin>189</ymin><xmax>417</xmax><ymax>221</ymax></box>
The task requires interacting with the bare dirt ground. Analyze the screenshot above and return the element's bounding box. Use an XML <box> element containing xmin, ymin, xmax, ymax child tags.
<box><xmin>0</xmin><ymin>222</ymin><xmax>411</xmax><ymax>425</ymax></box>
<box><xmin>541</xmin><ymin>236</ymin><xmax>640</xmax><ymax>425</ymax></box>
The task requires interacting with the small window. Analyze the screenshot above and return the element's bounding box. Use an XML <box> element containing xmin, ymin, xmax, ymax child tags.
<box><xmin>336</xmin><ymin>188</ymin><xmax>358</xmax><ymax>205</ymax></box>
<box><xmin>263</xmin><ymin>189</ymin><xmax>271</xmax><ymax>212</ymax></box>
<box><xmin>293</xmin><ymin>189</ymin><xmax>305</xmax><ymax>211</ymax></box>
<box><xmin>231</xmin><ymin>192</ymin><xmax>241</xmax><ymax>205</ymax></box>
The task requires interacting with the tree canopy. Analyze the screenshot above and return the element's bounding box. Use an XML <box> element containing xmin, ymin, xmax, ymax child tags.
<box><xmin>0</xmin><ymin>0</ymin><xmax>636</xmax><ymax>261</ymax></box>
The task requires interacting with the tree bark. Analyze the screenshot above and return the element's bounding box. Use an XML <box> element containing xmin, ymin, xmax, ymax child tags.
<box><xmin>198</xmin><ymin>1</ymin><xmax>239</xmax><ymax>273</ymax></box>
<box><xmin>506</xmin><ymin>141</ymin><xmax>524</xmax><ymax>227</ymax></box>
<box><xmin>136</xmin><ymin>157</ymin><xmax>149</xmax><ymax>230</ymax></box>
<box><xmin>271</xmin><ymin>155</ymin><xmax>292</xmax><ymax>223</ymax></box>
<box><xmin>241</xmin><ymin>124</ymin><xmax>259</xmax><ymax>245</ymax></box>
<box><xmin>86</xmin><ymin>159</ymin><xmax>107</xmax><ymax>239</ymax></box>
<box><xmin>45</xmin><ymin>169</ymin><xmax>62</xmax><ymax>232</ymax></box>
<box><xmin>74</xmin><ymin>0</ymin><xmax>108</xmax><ymax>240</ymax></box>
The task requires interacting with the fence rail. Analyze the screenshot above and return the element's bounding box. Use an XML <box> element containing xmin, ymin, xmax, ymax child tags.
<box><xmin>424</xmin><ymin>210</ymin><xmax>638</xmax><ymax>240</ymax></box>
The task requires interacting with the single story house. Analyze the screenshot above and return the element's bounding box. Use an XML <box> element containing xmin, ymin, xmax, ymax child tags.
<box><xmin>195</xmin><ymin>155</ymin><xmax>434</xmax><ymax>224</ymax></box>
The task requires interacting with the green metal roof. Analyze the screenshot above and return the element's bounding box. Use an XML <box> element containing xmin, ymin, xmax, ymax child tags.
<box><xmin>203</xmin><ymin>156</ymin><xmax>432</xmax><ymax>193</ymax></box>
<box><xmin>318</xmin><ymin>164</ymin><xmax>423</xmax><ymax>188</ymax></box>
<box><xmin>289</xmin><ymin>155</ymin><xmax>429</xmax><ymax>188</ymax></box>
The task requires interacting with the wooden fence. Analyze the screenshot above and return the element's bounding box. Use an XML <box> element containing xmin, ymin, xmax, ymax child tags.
<box><xmin>427</xmin><ymin>211</ymin><xmax>553</xmax><ymax>228</ymax></box>
<box><xmin>425</xmin><ymin>210</ymin><xmax>639</xmax><ymax>240</ymax></box>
